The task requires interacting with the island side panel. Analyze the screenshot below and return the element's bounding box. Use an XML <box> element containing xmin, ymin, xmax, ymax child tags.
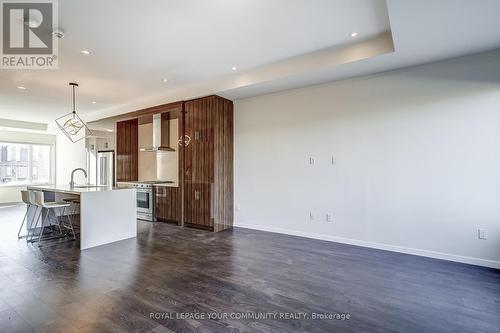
<box><xmin>80</xmin><ymin>189</ymin><xmax>137</xmax><ymax>250</ymax></box>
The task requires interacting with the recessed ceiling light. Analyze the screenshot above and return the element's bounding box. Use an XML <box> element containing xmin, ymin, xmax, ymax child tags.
<box><xmin>231</xmin><ymin>66</ymin><xmax>237</xmax><ymax>71</ymax></box>
<box><xmin>80</xmin><ymin>50</ymin><xmax>91</xmax><ymax>55</ymax></box>
<box><xmin>91</xmin><ymin>101</ymin><xmax>97</xmax><ymax>104</ymax></box>
<box><xmin>17</xmin><ymin>86</ymin><xmax>26</xmax><ymax>90</ymax></box>
<box><xmin>162</xmin><ymin>78</ymin><xmax>168</xmax><ymax>82</ymax></box>
<box><xmin>351</xmin><ymin>32</ymin><xmax>358</xmax><ymax>37</ymax></box>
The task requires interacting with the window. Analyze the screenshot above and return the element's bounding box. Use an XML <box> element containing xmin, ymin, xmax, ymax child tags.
<box><xmin>0</xmin><ymin>142</ymin><xmax>54</xmax><ymax>186</ymax></box>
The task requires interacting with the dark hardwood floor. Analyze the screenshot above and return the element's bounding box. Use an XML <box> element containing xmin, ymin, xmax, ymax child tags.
<box><xmin>0</xmin><ymin>204</ymin><xmax>499</xmax><ymax>333</ymax></box>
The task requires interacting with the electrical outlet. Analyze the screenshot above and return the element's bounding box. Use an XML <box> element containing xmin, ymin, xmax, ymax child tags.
<box><xmin>309</xmin><ymin>212</ymin><xmax>315</xmax><ymax>220</ymax></box>
<box><xmin>478</xmin><ymin>228</ymin><xmax>488</xmax><ymax>240</ymax></box>
<box><xmin>326</xmin><ymin>213</ymin><xmax>333</xmax><ymax>222</ymax></box>
<box><xmin>235</xmin><ymin>205</ymin><xmax>240</xmax><ymax>213</ymax></box>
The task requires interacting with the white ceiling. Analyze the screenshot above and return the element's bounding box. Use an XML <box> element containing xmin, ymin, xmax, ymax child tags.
<box><xmin>1</xmin><ymin>0</ymin><xmax>500</xmax><ymax>125</ymax></box>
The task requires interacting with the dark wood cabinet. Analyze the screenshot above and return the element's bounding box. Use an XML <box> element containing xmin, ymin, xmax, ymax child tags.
<box><xmin>183</xmin><ymin>96</ymin><xmax>233</xmax><ymax>231</ymax></box>
<box><xmin>154</xmin><ymin>186</ymin><xmax>181</xmax><ymax>224</ymax></box>
<box><xmin>113</xmin><ymin>96</ymin><xmax>233</xmax><ymax>232</ymax></box>
<box><xmin>116</xmin><ymin>118</ymin><xmax>138</xmax><ymax>182</ymax></box>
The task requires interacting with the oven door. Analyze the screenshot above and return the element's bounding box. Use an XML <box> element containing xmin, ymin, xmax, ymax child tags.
<box><xmin>136</xmin><ymin>188</ymin><xmax>153</xmax><ymax>214</ymax></box>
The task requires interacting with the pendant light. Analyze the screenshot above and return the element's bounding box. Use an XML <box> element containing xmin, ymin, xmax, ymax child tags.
<box><xmin>55</xmin><ymin>82</ymin><xmax>92</xmax><ymax>143</ymax></box>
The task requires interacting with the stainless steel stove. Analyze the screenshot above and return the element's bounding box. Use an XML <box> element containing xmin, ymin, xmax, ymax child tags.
<box><xmin>116</xmin><ymin>181</ymin><xmax>173</xmax><ymax>221</ymax></box>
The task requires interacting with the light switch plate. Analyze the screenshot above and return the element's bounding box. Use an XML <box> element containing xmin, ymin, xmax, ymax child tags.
<box><xmin>326</xmin><ymin>213</ymin><xmax>333</xmax><ymax>222</ymax></box>
<box><xmin>478</xmin><ymin>228</ymin><xmax>488</xmax><ymax>240</ymax></box>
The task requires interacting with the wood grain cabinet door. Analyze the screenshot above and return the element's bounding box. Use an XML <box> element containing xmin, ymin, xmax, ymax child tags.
<box><xmin>183</xmin><ymin>98</ymin><xmax>215</xmax><ymax>229</ymax></box>
<box><xmin>154</xmin><ymin>186</ymin><xmax>181</xmax><ymax>224</ymax></box>
<box><xmin>116</xmin><ymin>119</ymin><xmax>138</xmax><ymax>182</ymax></box>
<box><xmin>184</xmin><ymin>183</ymin><xmax>212</xmax><ymax>229</ymax></box>
<box><xmin>184</xmin><ymin>97</ymin><xmax>215</xmax><ymax>184</ymax></box>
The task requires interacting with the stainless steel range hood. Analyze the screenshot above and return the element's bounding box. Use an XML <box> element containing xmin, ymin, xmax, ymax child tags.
<box><xmin>140</xmin><ymin>113</ymin><xmax>175</xmax><ymax>152</ymax></box>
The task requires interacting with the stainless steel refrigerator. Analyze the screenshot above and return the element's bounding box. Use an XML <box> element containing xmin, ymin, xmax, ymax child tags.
<box><xmin>97</xmin><ymin>151</ymin><xmax>115</xmax><ymax>186</ymax></box>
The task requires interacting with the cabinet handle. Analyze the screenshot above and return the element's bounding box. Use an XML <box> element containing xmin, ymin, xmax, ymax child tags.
<box><xmin>194</xmin><ymin>190</ymin><xmax>200</xmax><ymax>200</ymax></box>
<box><xmin>178</xmin><ymin>135</ymin><xmax>191</xmax><ymax>146</ymax></box>
<box><xmin>156</xmin><ymin>193</ymin><xmax>167</xmax><ymax>198</ymax></box>
<box><xmin>194</xmin><ymin>131</ymin><xmax>200</xmax><ymax>141</ymax></box>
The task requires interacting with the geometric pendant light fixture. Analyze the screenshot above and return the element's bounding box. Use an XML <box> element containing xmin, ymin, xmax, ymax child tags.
<box><xmin>55</xmin><ymin>82</ymin><xmax>92</xmax><ymax>143</ymax></box>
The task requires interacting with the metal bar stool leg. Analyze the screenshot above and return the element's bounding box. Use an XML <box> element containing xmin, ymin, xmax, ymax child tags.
<box><xmin>62</xmin><ymin>198</ymin><xmax>79</xmax><ymax>238</ymax></box>
<box><xmin>61</xmin><ymin>206</ymin><xmax>75</xmax><ymax>240</ymax></box>
<box><xmin>58</xmin><ymin>207</ymin><xmax>66</xmax><ymax>237</ymax></box>
<box><xmin>25</xmin><ymin>191</ymin><xmax>40</xmax><ymax>243</ymax></box>
<box><xmin>19</xmin><ymin>190</ymin><xmax>38</xmax><ymax>239</ymax></box>
<box><xmin>17</xmin><ymin>205</ymin><xmax>31</xmax><ymax>239</ymax></box>
<box><xmin>37</xmin><ymin>209</ymin><xmax>50</xmax><ymax>244</ymax></box>
<box><xmin>27</xmin><ymin>207</ymin><xmax>42</xmax><ymax>243</ymax></box>
<box><xmin>55</xmin><ymin>208</ymin><xmax>63</xmax><ymax>235</ymax></box>
<box><xmin>66</xmin><ymin>207</ymin><xmax>76</xmax><ymax>240</ymax></box>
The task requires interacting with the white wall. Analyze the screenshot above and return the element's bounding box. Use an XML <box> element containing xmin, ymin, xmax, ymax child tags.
<box><xmin>138</xmin><ymin>119</ymin><xmax>179</xmax><ymax>184</ymax></box>
<box><xmin>157</xmin><ymin>119</ymin><xmax>179</xmax><ymax>184</ymax></box>
<box><xmin>56</xmin><ymin>132</ymin><xmax>86</xmax><ymax>185</ymax></box>
<box><xmin>0</xmin><ymin>187</ymin><xmax>23</xmax><ymax>204</ymax></box>
<box><xmin>234</xmin><ymin>51</ymin><xmax>500</xmax><ymax>268</ymax></box>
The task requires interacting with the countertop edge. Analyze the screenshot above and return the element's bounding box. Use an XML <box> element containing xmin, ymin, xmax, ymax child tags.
<box><xmin>27</xmin><ymin>185</ymin><xmax>134</xmax><ymax>194</ymax></box>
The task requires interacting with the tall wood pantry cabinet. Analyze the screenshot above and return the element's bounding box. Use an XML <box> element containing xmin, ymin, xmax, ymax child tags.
<box><xmin>183</xmin><ymin>96</ymin><xmax>233</xmax><ymax>232</ymax></box>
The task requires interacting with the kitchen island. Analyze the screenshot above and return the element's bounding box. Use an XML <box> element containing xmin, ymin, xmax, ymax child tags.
<box><xmin>27</xmin><ymin>185</ymin><xmax>137</xmax><ymax>250</ymax></box>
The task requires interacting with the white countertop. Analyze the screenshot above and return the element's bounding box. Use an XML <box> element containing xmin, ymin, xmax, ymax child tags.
<box><xmin>27</xmin><ymin>184</ymin><xmax>129</xmax><ymax>195</ymax></box>
<box><xmin>116</xmin><ymin>181</ymin><xmax>178</xmax><ymax>188</ymax></box>
<box><xmin>153</xmin><ymin>183</ymin><xmax>179</xmax><ymax>188</ymax></box>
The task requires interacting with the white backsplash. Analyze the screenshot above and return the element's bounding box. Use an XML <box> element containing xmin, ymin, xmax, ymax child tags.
<box><xmin>138</xmin><ymin>119</ymin><xmax>178</xmax><ymax>184</ymax></box>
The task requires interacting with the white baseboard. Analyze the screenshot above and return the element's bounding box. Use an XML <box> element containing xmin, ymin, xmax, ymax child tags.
<box><xmin>0</xmin><ymin>202</ymin><xmax>22</xmax><ymax>207</ymax></box>
<box><xmin>235</xmin><ymin>222</ymin><xmax>500</xmax><ymax>269</ymax></box>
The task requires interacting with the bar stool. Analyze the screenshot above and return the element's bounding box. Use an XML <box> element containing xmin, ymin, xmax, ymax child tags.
<box><xmin>63</xmin><ymin>197</ymin><xmax>80</xmax><ymax>236</ymax></box>
<box><xmin>31</xmin><ymin>191</ymin><xmax>72</xmax><ymax>245</ymax></box>
<box><xmin>63</xmin><ymin>197</ymin><xmax>80</xmax><ymax>216</ymax></box>
<box><xmin>26</xmin><ymin>191</ymin><xmax>42</xmax><ymax>242</ymax></box>
<box><xmin>18</xmin><ymin>190</ymin><xmax>35</xmax><ymax>239</ymax></box>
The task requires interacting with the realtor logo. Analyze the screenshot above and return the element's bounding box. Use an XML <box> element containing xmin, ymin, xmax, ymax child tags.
<box><xmin>1</xmin><ymin>0</ymin><xmax>58</xmax><ymax>69</ymax></box>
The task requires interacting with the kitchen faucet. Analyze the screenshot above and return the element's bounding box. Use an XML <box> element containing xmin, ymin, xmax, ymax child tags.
<box><xmin>70</xmin><ymin>168</ymin><xmax>87</xmax><ymax>189</ymax></box>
